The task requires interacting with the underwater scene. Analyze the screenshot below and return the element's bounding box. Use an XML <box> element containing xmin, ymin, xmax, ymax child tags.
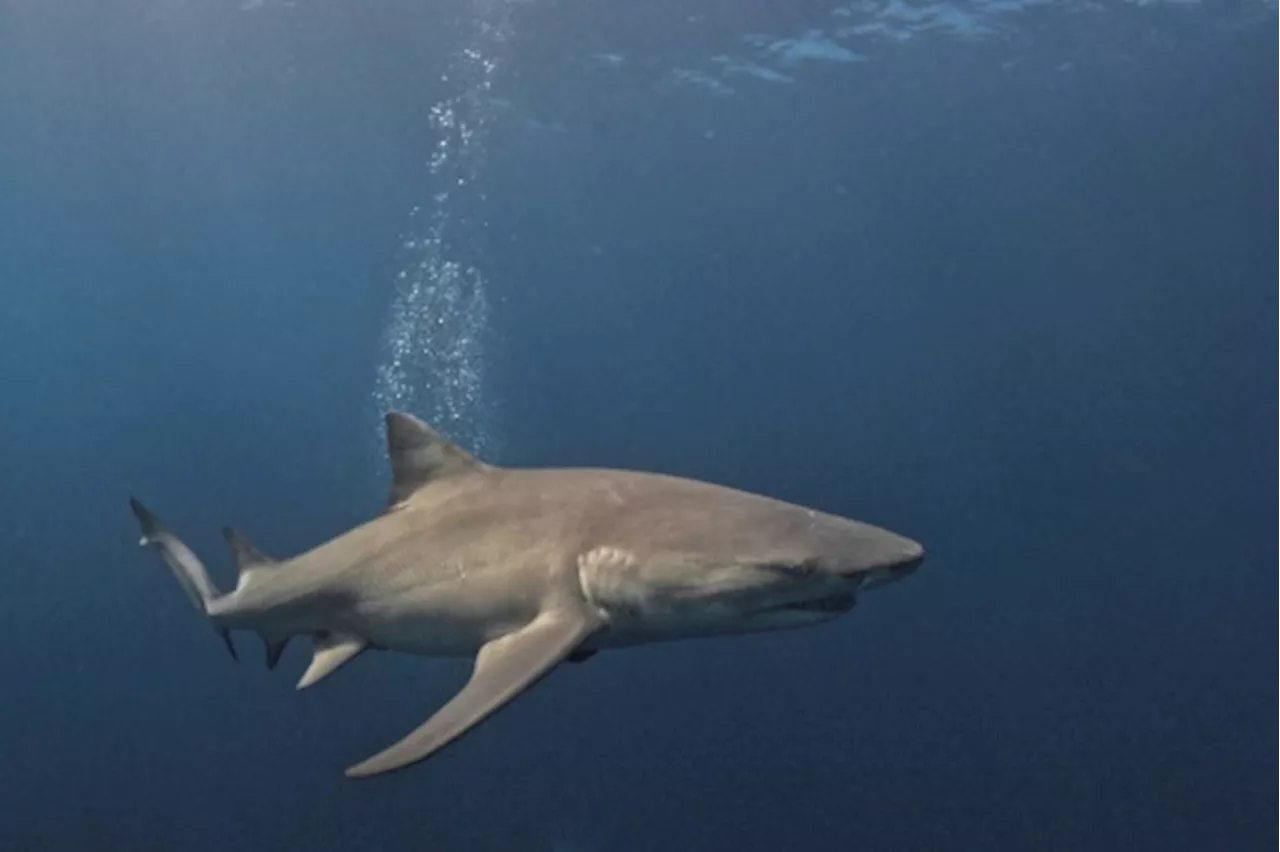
<box><xmin>0</xmin><ymin>0</ymin><xmax>1275</xmax><ymax>849</ymax></box>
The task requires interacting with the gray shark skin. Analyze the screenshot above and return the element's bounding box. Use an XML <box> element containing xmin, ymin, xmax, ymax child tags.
<box><xmin>130</xmin><ymin>411</ymin><xmax>924</xmax><ymax>779</ymax></box>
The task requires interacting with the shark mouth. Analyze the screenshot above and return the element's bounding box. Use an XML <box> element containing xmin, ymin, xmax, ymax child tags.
<box><xmin>776</xmin><ymin>593</ymin><xmax>856</xmax><ymax>614</ymax></box>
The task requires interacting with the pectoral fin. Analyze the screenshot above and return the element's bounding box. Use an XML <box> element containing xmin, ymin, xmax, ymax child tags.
<box><xmin>297</xmin><ymin>632</ymin><xmax>367</xmax><ymax>690</ymax></box>
<box><xmin>344</xmin><ymin>610</ymin><xmax>598</xmax><ymax>778</ymax></box>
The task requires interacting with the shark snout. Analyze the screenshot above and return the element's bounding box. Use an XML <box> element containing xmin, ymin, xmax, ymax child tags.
<box><xmin>843</xmin><ymin>532</ymin><xmax>925</xmax><ymax>591</ymax></box>
<box><xmin>897</xmin><ymin>539</ymin><xmax>926</xmax><ymax>574</ymax></box>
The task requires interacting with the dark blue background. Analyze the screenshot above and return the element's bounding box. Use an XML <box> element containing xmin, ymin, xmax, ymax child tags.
<box><xmin>0</xmin><ymin>2</ymin><xmax>1273</xmax><ymax>849</ymax></box>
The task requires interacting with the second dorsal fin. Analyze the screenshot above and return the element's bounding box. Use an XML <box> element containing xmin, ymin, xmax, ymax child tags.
<box><xmin>220</xmin><ymin>527</ymin><xmax>290</xmax><ymax>669</ymax></box>
<box><xmin>384</xmin><ymin>411</ymin><xmax>485</xmax><ymax>508</ymax></box>
<box><xmin>223</xmin><ymin>527</ymin><xmax>279</xmax><ymax>591</ymax></box>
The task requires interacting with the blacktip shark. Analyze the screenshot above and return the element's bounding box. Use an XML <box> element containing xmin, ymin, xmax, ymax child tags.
<box><xmin>129</xmin><ymin>411</ymin><xmax>924</xmax><ymax>778</ymax></box>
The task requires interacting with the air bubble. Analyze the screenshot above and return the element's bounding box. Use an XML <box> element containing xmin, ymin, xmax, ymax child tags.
<box><xmin>371</xmin><ymin>1</ymin><xmax>513</xmax><ymax>460</ymax></box>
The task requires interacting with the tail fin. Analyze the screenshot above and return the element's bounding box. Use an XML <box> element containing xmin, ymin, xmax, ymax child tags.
<box><xmin>129</xmin><ymin>498</ymin><xmax>238</xmax><ymax>661</ymax></box>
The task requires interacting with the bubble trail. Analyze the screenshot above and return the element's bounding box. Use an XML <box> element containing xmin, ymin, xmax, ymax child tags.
<box><xmin>371</xmin><ymin>1</ymin><xmax>512</xmax><ymax>458</ymax></box>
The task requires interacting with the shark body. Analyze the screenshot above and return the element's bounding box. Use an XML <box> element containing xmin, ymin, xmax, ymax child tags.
<box><xmin>130</xmin><ymin>412</ymin><xmax>924</xmax><ymax>778</ymax></box>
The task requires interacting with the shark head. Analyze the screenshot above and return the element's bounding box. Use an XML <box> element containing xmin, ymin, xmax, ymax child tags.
<box><xmin>577</xmin><ymin>476</ymin><xmax>926</xmax><ymax>641</ymax></box>
<box><xmin>708</xmin><ymin>511</ymin><xmax>925</xmax><ymax>631</ymax></box>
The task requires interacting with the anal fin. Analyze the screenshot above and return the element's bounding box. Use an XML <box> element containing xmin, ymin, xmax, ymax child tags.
<box><xmin>262</xmin><ymin>633</ymin><xmax>290</xmax><ymax>670</ymax></box>
<box><xmin>344</xmin><ymin>609</ymin><xmax>598</xmax><ymax>778</ymax></box>
<box><xmin>298</xmin><ymin>632</ymin><xmax>368</xmax><ymax>690</ymax></box>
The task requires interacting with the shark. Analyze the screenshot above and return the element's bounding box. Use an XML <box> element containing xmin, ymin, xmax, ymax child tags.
<box><xmin>129</xmin><ymin>411</ymin><xmax>924</xmax><ymax>778</ymax></box>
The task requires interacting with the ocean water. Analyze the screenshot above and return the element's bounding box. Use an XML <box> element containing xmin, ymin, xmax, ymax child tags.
<box><xmin>0</xmin><ymin>1</ymin><xmax>1274</xmax><ymax>849</ymax></box>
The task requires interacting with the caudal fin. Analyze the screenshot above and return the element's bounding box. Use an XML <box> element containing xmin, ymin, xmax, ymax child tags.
<box><xmin>129</xmin><ymin>498</ymin><xmax>238</xmax><ymax>661</ymax></box>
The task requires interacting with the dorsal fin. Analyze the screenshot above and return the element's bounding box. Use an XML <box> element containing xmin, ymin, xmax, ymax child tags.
<box><xmin>223</xmin><ymin>527</ymin><xmax>278</xmax><ymax>588</ymax></box>
<box><xmin>385</xmin><ymin>411</ymin><xmax>484</xmax><ymax>508</ymax></box>
<box><xmin>220</xmin><ymin>528</ymin><xmax>289</xmax><ymax>667</ymax></box>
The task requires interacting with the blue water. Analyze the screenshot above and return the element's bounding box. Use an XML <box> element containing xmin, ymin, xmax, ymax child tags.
<box><xmin>0</xmin><ymin>1</ymin><xmax>1274</xmax><ymax>849</ymax></box>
